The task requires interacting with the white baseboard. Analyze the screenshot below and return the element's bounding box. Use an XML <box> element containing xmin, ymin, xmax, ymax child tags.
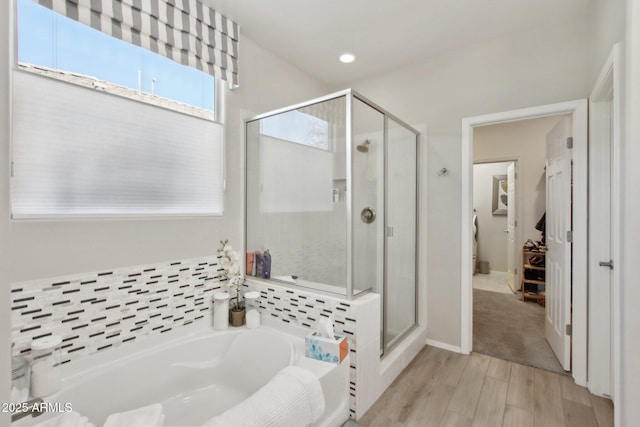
<box><xmin>426</xmin><ymin>338</ymin><xmax>462</xmax><ymax>354</ymax></box>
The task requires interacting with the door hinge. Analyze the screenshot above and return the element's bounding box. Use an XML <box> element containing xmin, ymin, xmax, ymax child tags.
<box><xmin>566</xmin><ymin>230</ymin><xmax>573</xmax><ymax>242</ymax></box>
<box><xmin>566</xmin><ymin>324</ymin><xmax>572</xmax><ymax>336</ymax></box>
<box><xmin>566</xmin><ymin>137</ymin><xmax>574</xmax><ymax>149</ymax></box>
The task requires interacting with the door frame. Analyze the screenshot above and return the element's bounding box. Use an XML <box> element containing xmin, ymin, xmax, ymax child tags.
<box><xmin>505</xmin><ymin>161</ymin><xmax>517</xmax><ymax>292</ymax></box>
<box><xmin>588</xmin><ymin>44</ymin><xmax>621</xmax><ymax>401</ymax></box>
<box><xmin>461</xmin><ymin>99</ymin><xmax>588</xmax><ymax>386</ymax></box>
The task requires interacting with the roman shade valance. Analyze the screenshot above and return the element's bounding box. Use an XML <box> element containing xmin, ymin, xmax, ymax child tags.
<box><xmin>33</xmin><ymin>0</ymin><xmax>239</xmax><ymax>88</ymax></box>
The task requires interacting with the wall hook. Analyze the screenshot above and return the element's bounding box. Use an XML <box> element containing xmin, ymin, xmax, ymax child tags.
<box><xmin>438</xmin><ymin>168</ymin><xmax>449</xmax><ymax>176</ymax></box>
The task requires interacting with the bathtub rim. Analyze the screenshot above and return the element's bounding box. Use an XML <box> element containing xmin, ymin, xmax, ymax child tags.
<box><xmin>58</xmin><ymin>314</ymin><xmax>336</xmax><ymax>385</ymax></box>
<box><xmin>46</xmin><ymin>315</ymin><xmax>339</xmax><ymax>405</ymax></box>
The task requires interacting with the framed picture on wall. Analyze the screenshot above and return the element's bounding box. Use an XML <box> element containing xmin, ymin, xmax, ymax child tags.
<box><xmin>492</xmin><ymin>174</ymin><xmax>508</xmax><ymax>215</ymax></box>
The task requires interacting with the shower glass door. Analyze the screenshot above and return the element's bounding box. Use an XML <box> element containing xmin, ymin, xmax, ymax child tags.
<box><xmin>351</xmin><ymin>98</ymin><xmax>384</xmax><ymax>299</ymax></box>
<box><xmin>384</xmin><ymin>118</ymin><xmax>418</xmax><ymax>350</ymax></box>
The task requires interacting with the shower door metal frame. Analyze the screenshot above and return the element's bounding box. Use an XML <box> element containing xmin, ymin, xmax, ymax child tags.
<box><xmin>245</xmin><ymin>90</ymin><xmax>358</xmax><ymax>299</ymax></box>
<box><xmin>349</xmin><ymin>91</ymin><xmax>420</xmax><ymax>354</ymax></box>
<box><xmin>345</xmin><ymin>92</ymin><xmax>354</xmax><ymax>300</ymax></box>
<box><xmin>243</xmin><ymin>89</ymin><xmax>420</xmax><ymax>343</ymax></box>
<box><xmin>379</xmin><ymin>111</ymin><xmax>420</xmax><ymax>355</ymax></box>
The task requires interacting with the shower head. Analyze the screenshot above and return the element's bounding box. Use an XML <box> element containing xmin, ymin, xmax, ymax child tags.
<box><xmin>356</xmin><ymin>139</ymin><xmax>371</xmax><ymax>153</ymax></box>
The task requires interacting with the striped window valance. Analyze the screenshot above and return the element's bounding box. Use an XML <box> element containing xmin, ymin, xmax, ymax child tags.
<box><xmin>33</xmin><ymin>0</ymin><xmax>239</xmax><ymax>88</ymax></box>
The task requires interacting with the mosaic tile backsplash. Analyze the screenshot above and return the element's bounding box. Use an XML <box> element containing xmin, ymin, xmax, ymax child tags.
<box><xmin>11</xmin><ymin>256</ymin><xmax>224</xmax><ymax>364</ymax></box>
<box><xmin>11</xmin><ymin>257</ymin><xmax>364</xmax><ymax>419</ymax></box>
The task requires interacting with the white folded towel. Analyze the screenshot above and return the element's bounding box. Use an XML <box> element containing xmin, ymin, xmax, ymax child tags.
<box><xmin>11</xmin><ymin>386</ymin><xmax>29</xmax><ymax>404</ymax></box>
<box><xmin>33</xmin><ymin>411</ymin><xmax>96</xmax><ymax>427</ymax></box>
<box><xmin>204</xmin><ymin>366</ymin><xmax>325</xmax><ymax>427</ymax></box>
<box><xmin>103</xmin><ymin>403</ymin><xmax>164</xmax><ymax>427</ymax></box>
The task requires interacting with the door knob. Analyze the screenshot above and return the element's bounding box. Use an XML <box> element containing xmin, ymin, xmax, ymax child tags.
<box><xmin>360</xmin><ymin>207</ymin><xmax>376</xmax><ymax>224</ymax></box>
<box><xmin>599</xmin><ymin>260</ymin><xmax>614</xmax><ymax>269</ymax></box>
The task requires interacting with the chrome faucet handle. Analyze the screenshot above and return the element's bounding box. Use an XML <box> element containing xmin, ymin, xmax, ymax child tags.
<box><xmin>11</xmin><ymin>398</ymin><xmax>45</xmax><ymax>422</ymax></box>
<box><xmin>11</xmin><ymin>397</ymin><xmax>44</xmax><ymax>423</ymax></box>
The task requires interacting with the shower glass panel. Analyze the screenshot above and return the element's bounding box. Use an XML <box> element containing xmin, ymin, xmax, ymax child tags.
<box><xmin>246</xmin><ymin>97</ymin><xmax>348</xmax><ymax>295</ymax></box>
<box><xmin>384</xmin><ymin>118</ymin><xmax>418</xmax><ymax>350</ymax></box>
<box><xmin>245</xmin><ymin>89</ymin><xmax>419</xmax><ymax>352</ymax></box>
<box><xmin>352</xmin><ymin>98</ymin><xmax>384</xmax><ymax>300</ymax></box>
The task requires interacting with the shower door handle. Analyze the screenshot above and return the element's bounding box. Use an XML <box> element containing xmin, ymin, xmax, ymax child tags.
<box><xmin>361</xmin><ymin>207</ymin><xmax>376</xmax><ymax>224</ymax></box>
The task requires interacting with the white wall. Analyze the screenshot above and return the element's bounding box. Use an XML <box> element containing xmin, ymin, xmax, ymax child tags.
<box><xmin>1</xmin><ymin>3</ymin><xmax>11</xmax><ymax>426</ymax></box>
<box><xmin>472</xmin><ymin>162</ymin><xmax>509</xmax><ymax>272</ymax></box>
<box><xmin>342</xmin><ymin>19</ymin><xmax>590</xmax><ymax>346</ymax></box>
<box><xmin>0</xmin><ymin>3</ymin><xmax>331</xmax><ymax>417</ymax></box>
<box><xmin>590</xmin><ymin>0</ymin><xmax>626</xmax><ymax>85</ymax></box>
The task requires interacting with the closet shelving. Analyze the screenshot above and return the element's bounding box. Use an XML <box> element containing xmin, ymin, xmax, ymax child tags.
<box><xmin>521</xmin><ymin>245</ymin><xmax>546</xmax><ymax>305</ymax></box>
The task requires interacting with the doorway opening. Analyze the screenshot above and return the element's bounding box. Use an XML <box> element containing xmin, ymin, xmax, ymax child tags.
<box><xmin>471</xmin><ymin>117</ymin><xmax>569</xmax><ymax>374</ymax></box>
<box><xmin>472</xmin><ymin>160</ymin><xmax>516</xmax><ymax>294</ymax></box>
<box><xmin>461</xmin><ymin>99</ymin><xmax>589</xmax><ymax>387</ymax></box>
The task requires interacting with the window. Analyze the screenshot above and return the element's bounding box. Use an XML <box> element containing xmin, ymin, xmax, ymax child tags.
<box><xmin>17</xmin><ymin>0</ymin><xmax>216</xmax><ymax>119</ymax></box>
<box><xmin>253</xmin><ymin>107</ymin><xmax>334</xmax><ymax>213</ymax></box>
<box><xmin>260</xmin><ymin>110</ymin><xmax>329</xmax><ymax>150</ymax></box>
<box><xmin>12</xmin><ymin>0</ymin><xmax>225</xmax><ymax>218</ymax></box>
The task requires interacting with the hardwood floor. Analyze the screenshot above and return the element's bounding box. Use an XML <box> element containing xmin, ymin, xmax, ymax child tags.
<box><xmin>359</xmin><ymin>346</ymin><xmax>613</xmax><ymax>427</ymax></box>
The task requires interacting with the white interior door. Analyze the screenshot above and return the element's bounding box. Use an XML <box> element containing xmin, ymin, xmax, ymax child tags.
<box><xmin>545</xmin><ymin>117</ymin><xmax>572</xmax><ymax>371</ymax></box>
<box><xmin>506</xmin><ymin>162</ymin><xmax>517</xmax><ymax>291</ymax></box>
<box><xmin>589</xmin><ymin>97</ymin><xmax>613</xmax><ymax>396</ymax></box>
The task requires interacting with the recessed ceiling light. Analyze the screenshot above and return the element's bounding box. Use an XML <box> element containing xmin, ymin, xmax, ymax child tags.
<box><xmin>339</xmin><ymin>53</ymin><xmax>355</xmax><ymax>63</ymax></box>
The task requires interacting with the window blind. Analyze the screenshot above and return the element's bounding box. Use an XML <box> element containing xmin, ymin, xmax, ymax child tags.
<box><xmin>12</xmin><ymin>71</ymin><xmax>225</xmax><ymax>218</ymax></box>
<box><xmin>32</xmin><ymin>0</ymin><xmax>239</xmax><ymax>88</ymax></box>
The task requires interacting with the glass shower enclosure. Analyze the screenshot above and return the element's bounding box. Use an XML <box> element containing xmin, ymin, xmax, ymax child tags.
<box><xmin>245</xmin><ymin>89</ymin><xmax>418</xmax><ymax>353</ymax></box>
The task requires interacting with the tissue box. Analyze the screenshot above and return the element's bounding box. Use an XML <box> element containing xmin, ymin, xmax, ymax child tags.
<box><xmin>305</xmin><ymin>332</ymin><xmax>349</xmax><ymax>364</ymax></box>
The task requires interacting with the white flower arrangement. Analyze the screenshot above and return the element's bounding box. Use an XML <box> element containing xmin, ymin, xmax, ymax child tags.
<box><xmin>218</xmin><ymin>240</ymin><xmax>245</xmax><ymax>309</ymax></box>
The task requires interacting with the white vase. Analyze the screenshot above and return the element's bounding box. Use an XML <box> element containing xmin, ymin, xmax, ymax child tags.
<box><xmin>213</xmin><ymin>292</ymin><xmax>230</xmax><ymax>331</ymax></box>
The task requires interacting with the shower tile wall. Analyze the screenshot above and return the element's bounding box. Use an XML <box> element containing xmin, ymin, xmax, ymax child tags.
<box><xmin>10</xmin><ymin>256</ymin><xmax>379</xmax><ymax>420</ymax></box>
<box><xmin>246</xmin><ymin>127</ymin><xmax>348</xmax><ymax>288</ymax></box>
<box><xmin>251</xmin><ymin>210</ymin><xmax>347</xmax><ymax>286</ymax></box>
<box><xmin>10</xmin><ymin>256</ymin><xmax>223</xmax><ymax>364</ymax></box>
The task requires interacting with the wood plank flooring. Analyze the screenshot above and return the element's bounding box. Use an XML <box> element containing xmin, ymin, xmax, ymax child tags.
<box><xmin>359</xmin><ymin>346</ymin><xmax>613</xmax><ymax>427</ymax></box>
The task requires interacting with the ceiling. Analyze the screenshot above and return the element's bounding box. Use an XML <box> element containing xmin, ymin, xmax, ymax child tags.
<box><xmin>206</xmin><ymin>0</ymin><xmax>591</xmax><ymax>87</ymax></box>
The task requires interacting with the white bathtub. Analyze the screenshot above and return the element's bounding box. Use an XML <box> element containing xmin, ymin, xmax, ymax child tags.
<box><xmin>15</xmin><ymin>320</ymin><xmax>349</xmax><ymax>427</ymax></box>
